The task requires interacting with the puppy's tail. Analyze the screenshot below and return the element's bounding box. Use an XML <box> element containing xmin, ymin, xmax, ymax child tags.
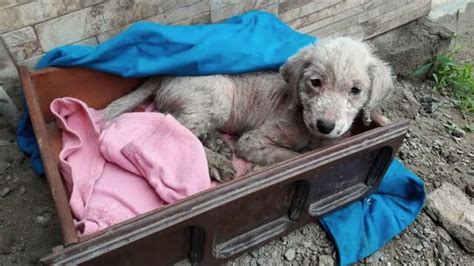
<box><xmin>102</xmin><ymin>77</ymin><xmax>161</xmax><ymax>120</ymax></box>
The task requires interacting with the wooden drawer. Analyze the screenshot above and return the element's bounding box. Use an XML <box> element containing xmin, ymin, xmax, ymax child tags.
<box><xmin>19</xmin><ymin>66</ymin><xmax>408</xmax><ymax>265</ymax></box>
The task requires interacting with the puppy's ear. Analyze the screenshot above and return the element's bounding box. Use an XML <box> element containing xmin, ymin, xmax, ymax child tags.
<box><xmin>363</xmin><ymin>57</ymin><xmax>393</xmax><ymax>124</ymax></box>
<box><xmin>280</xmin><ymin>47</ymin><xmax>312</xmax><ymax>85</ymax></box>
<box><xmin>280</xmin><ymin>47</ymin><xmax>312</xmax><ymax>106</ymax></box>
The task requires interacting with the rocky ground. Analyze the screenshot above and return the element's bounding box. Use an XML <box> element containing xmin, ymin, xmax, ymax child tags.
<box><xmin>1</xmin><ymin>3</ymin><xmax>473</xmax><ymax>266</ymax></box>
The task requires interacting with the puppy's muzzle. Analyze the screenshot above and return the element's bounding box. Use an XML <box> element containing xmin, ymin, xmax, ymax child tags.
<box><xmin>316</xmin><ymin>119</ymin><xmax>335</xmax><ymax>134</ymax></box>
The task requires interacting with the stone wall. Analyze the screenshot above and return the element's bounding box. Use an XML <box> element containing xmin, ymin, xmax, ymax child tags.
<box><xmin>0</xmin><ymin>0</ymin><xmax>432</xmax><ymax>91</ymax></box>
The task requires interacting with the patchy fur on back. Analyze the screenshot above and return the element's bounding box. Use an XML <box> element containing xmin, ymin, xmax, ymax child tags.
<box><xmin>103</xmin><ymin>37</ymin><xmax>394</xmax><ymax>182</ymax></box>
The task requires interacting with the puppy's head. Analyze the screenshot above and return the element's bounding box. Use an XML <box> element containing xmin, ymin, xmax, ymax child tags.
<box><xmin>280</xmin><ymin>37</ymin><xmax>393</xmax><ymax>138</ymax></box>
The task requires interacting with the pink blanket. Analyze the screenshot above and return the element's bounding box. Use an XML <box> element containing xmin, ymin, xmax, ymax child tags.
<box><xmin>51</xmin><ymin>97</ymin><xmax>214</xmax><ymax>236</ymax></box>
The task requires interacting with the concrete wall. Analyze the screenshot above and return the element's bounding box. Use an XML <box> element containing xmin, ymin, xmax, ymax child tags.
<box><xmin>0</xmin><ymin>0</ymin><xmax>432</xmax><ymax>90</ymax></box>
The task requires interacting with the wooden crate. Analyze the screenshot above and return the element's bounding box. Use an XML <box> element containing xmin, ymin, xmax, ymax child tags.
<box><xmin>20</xmin><ymin>66</ymin><xmax>408</xmax><ymax>265</ymax></box>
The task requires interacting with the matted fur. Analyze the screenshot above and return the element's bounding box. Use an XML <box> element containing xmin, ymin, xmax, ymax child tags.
<box><xmin>103</xmin><ymin>37</ymin><xmax>394</xmax><ymax>182</ymax></box>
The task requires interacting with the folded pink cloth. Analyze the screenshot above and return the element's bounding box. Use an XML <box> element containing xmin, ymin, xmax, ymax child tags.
<box><xmin>51</xmin><ymin>97</ymin><xmax>211</xmax><ymax>236</ymax></box>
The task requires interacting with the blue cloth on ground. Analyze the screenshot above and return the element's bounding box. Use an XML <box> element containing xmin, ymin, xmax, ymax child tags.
<box><xmin>16</xmin><ymin>97</ymin><xmax>44</xmax><ymax>175</ymax></box>
<box><xmin>16</xmin><ymin>11</ymin><xmax>425</xmax><ymax>265</ymax></box>
<box><xmin>320</xmin><ymin>159</ymin><xmax>425</xmax><ymax>265</ymax></box>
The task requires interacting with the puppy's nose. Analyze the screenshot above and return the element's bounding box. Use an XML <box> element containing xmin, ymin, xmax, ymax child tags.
<box><xmin>316</xmin><ymin>120</ymin><xmax>335</xmax><ymax>134</ymax></box>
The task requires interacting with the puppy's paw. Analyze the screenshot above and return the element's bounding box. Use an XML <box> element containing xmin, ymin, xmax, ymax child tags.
<box><xmin>209</xmin><ymin>164</ymin><xmax>235</xmax><ymax>183</ymax></box>
<box><xmin>206</xmin><ymin>149</ymin><xmax>235</xmax><ymax>183</ymax></box>
<box><xmin>245</xmin><ymin>164</ymin><xmax>265</xmax><ymax>174</ymax></box>
<box><xmin>202</xmin><ymin>133</ymin><xmax>233</xmax><ymax>160</ymax></box>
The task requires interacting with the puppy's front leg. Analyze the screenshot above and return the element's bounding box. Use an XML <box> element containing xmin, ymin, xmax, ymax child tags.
<box><xmin>235</xmin><ymin>131</ymin><xmax>300</xmax><ymax>166</ymax></box>
<box><xmin>205</xmin><ymin>147</ymin><xmax>235</xmax><ymax>183</ymax></box>
<box><xmin>200</xmin><ymin>131</ymin><xmax>233</xmax><ymax>160</ymax></box>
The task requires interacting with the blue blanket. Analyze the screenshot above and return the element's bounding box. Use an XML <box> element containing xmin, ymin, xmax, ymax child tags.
<box><xmin>16</xmin><ymin>11</ymin><xmax>425</xmax><ymax>265</ymax></box>
<box><xmin>321</xmin><ymin>159</ymin><xmax>425</xmax><ymax>264</ymax></box>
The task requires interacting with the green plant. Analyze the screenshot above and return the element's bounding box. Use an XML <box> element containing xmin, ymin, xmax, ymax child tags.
<box><xmin>443</xmin><ymin>121</ymin><xmax>467</xmax><ymax>137</ymax></box>
<box><xmin>411</xmin><ymin>51</ymin><xmax>474</xmax><ymax>113</ymax></box>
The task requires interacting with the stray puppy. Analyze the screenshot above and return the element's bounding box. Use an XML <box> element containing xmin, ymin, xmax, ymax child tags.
<box><xmin>103</xmin><ymin>37</ymin><xmax>394</xmax><ymax>182</ymax></box>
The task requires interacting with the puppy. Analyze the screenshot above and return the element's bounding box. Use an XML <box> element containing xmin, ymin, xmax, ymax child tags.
<box><xmin>103</xmin><ymin>37</ymin><xmax>394</xmax><ymax>182</ymax></box>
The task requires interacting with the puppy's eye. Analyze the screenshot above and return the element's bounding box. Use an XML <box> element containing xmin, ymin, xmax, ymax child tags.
<box><xmin>350</xmin><ymin>87</ymin><xmax>361</xmax><ymax>95</ymax></box>
<box><xmin>310</xmin><ymin>78</ymin><xmax>321</xmax><ymax>87</ymax></box>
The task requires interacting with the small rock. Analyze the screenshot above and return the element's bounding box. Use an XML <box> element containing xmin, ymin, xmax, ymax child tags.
<box><xmin>437</xmin><ymin>241</ymin><xmax>450</xmax><ymax>258</ymax></box>
<box><xmin>421</xmin><ymin>96</ymin><xmax>440</xmax><ymax>113</ymax></box>
<box><xmin>284</xmin><ymin>248</ymin><xmax>296</xmax><ymax>261</ymax></box>
<box><xmin>454</xmin><ymin>167</ymin><xmax>463</xmax><ymax>173</ymax></box>
<box><xmin>439</xmin><ymin>149</ymin><xmax>449</xmax><ymax>159</ymax></box>
<box><xmin>1</xmin><ymin>187</ymin><xmax>12</xmax><ymax>197</ymax></box>
<box><xmin>425</xmin><ymin>102</ymin><xmax>439</xmax><ymax>113</ymax></box>
<box><xmin>422</xmin><ymin>241</ymin><xmax>431</xmax><ymax>249</ymax></box>
<box><xmin>433</xmin><ymin>139</ymin><xmax>443</xmax><ymax>148</ymax></box>
<box><xmin>366</xmin><ymin>252</ymin><xmax>382</xmax><ymax>263</ymax></box>
<box><xmin>249</xmin><ymin>259</ymin><xmax>257</xmax><ymax>266</ymax></box>
<box><xmin>412</xmin><ymin>243</ymin><xmax>423</xmax><ymax>252</ymax></box>
<box><xmin>450</xmin><ymin>130</ymin><xmax>464</xmax><ymax>138</ymax></box>
<box><xmin>36</xmin><ymin>215</ymin><xmax>51</xmax><ymax>227</ymax></box>
<box><xmin>250</xmin><ymin>250</ymin><xmax>259</xmax><ymax>258</ymax></box>
<box><xmin>427</xmin><ymin>258</ymin><xmax>437</xmax><ymax>266</ymax></box>
<box><xmin>423</xmin><ymin>228</ymin><xmax>436</xmax><ymax>236</ymax></box>
<box><xmin>426</xmin><ymin>183</ymin><xmax>474</xmax><ymax>253</ymax></box>
<box><xmin>446</xmin><ymin>154</ymin><xmax>459</xmax><ymax>164</ymax></box>
<box><xmin>421</xmin><ymin>95</ymin><xmax>440</xmax><ymax>103</ymax></box>
<box><xmin>323</xmin><ymin>247</ymin><xmax>332</xmax><ymax>254</ymax></box>
<box><xmin>19</xmin><ymin>187</ymin><xmax>26</xmax><ymax>194</ymax></box>
<box><xmin>437</xmin><ymin>226</ymin><xmax>453</xmax><ymax>242</ymax></box>
<box><xmin>319</xmin><ymin>255</ymin><xmax>334</xmax><ymax>266</ymax></box>
<box><xmin>302</xmin><ymin>258</ymin><xmax>311</xmax><ymax>266</ymax></box>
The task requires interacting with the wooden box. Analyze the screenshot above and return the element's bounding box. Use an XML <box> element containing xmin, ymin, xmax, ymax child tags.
<box><xmin>19</xmin><ymin>66</ymin><xmax>408</xmax><ymax>265</ymax></box>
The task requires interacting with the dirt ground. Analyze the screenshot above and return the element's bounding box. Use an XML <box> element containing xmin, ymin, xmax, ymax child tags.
<box><xmin>0</xmin><ymin>4</ymin><xmax>473</xmax><ymax>266</ymax></box>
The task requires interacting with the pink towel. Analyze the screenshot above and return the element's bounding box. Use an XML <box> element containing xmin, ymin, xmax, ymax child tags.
<box><xmin>51</xmin><ymin>97</ymin><xmax>211</xmax><ymax>236</ymax></box>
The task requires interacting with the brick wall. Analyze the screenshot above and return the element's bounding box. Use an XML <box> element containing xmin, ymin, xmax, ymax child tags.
<box><xmin>0</xmin><ymin>0</ymin><xmax>431</xmax><ymax>89</ymax></box>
